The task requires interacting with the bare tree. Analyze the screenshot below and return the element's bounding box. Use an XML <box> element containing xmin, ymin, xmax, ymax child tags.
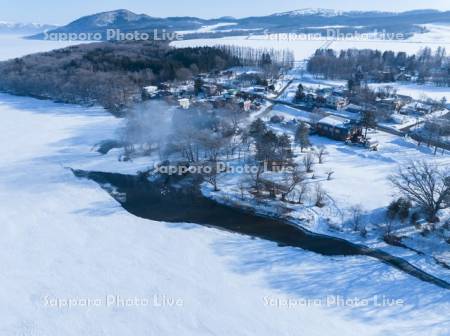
<box><xmin>203</xmin><ymin>161</ymin><xmax>221</xmax><ymax>192</ymax></box>
<box><xmin>360</xmin><ymin>109</ymin><xmax>377</xmax><ymax>138</ymax></box>
<box><xmin>315</xmin><ymin>146</ymin><xmax>328</xmax><ymax>164</ymax></box>
<box><xmin>239</xmin><ymin>181</ymin><xmax>246</xmax><ymax>200</ymax></box>
<box><xmin>384</xmin><ymin>216</ymin><xmax>396</xmax><ymax>236</ymax></box>
<box><xmin>350</xmin><ymin>205</ymin><xmax>364</xmax><ymax>231</ymax></box>
<box><xmin>326</xmin><ymin>170</ymin><xmax>335</xmax><ymax>180</ymax></box>
<box><xmin>296</xmin><ymin>182</ymin><xmax>309</xmax><ymax>204</ymax></box>
<box><xmin>303</xmin><ymin>153</ymin><xmax>315</xmax><ymax>173</ymax></box>
<box><xmin>248</xmin><ymin>160</ymin><xmax>265</xmax><ymax>195</ymax></box>
<box><xmin>314</xmin><ymin>184</ymin><xmax>327</xmax><ymax>208</ymax></box>
<box><xmin>280</xmin><ymin>165</ymin><xmax>306</xmax><ymax>202</ymax></box>
<box><xmin>389</xmin><ymin>161</ymin><xmax>450</xmax><ymax>222</ymax></box>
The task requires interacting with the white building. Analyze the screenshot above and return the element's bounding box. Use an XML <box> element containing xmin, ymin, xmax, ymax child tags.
<box><xmin>144</xmin><ymin>86</ymin><xmax>158</xmax><ymax>94</ymax></box>
<box><xmin>326</xmin><ymin>95</ymin><xmax>348</xmax><ymax>110</ymax></box>
<box><xmin>178</xmin><ymin>98</ymin><xmax>190</xmax><ymax>109</ymax></box>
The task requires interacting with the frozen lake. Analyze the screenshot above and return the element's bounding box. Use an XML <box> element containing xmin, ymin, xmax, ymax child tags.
<box><xmin>0</xmin><ymin>34</ymin><xmax>84</xmax><ymax>61</ymax></box>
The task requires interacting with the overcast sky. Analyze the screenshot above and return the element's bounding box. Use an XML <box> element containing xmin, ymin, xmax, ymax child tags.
<box><xmin>0</xmin><ymin>0</ymin><xmax>449</xmax><ymax>24</ymax></box>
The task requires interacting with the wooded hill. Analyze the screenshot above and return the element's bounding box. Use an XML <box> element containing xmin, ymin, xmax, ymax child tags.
<box><xmin>0</xmin><ymin>41</ymin><xmax>242</xmax><ymax>113</ymax></box>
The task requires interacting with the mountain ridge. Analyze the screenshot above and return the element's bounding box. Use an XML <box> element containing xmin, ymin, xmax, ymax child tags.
<box><xmin>27</xmin><ymin>8</ymin><xmax>450</xmax><ymax>40</ymax></box>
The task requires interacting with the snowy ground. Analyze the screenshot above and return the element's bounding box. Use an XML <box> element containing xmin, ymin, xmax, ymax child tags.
<box><xmin>369</xmin><ymin>82</ymin><xmax>450</xmax><ymax>102</ymax></box>
<box><xmin>204</xmin><ymin>115</ymin><xmax>450</xmax><ymax>275</ymax></box>
<box><xmin>172</xmin><ymin>24</ymin><xmax>450</xmax><ymax>61</ymax></box>
<box><xmin>1</xmin><ymin>34</ymin><xmax>450</xmax><ymax>336</ymax></box>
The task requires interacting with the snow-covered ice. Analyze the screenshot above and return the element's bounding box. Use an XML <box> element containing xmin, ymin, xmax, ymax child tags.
<box><xmin>0</xmin><ymin>35</ymin><xmax>84</xmax><ymax>61</ymax></box>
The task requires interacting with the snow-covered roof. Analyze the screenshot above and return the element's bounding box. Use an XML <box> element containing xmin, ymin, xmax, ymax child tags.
<box><xmin>346</xmin><ymin>103</ymin><xmax>362</xmax><ymax>111</ymax></box>
<box><xmin>416</xmin><ymin>102</ymin><xmax>433</xmax><ymax>109</ymax></box>
<box><xmin>144</xmin><ymin>86</ymin><xmax>158</xmax><ymax>94</ymax></box>
<box><xmin>318</xmin><ymin>115</ymin><xmax>351</xmax><ymax>128</ymax></box>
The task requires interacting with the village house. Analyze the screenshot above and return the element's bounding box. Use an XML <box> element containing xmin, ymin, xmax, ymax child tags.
<box><xmin>375</xmin><ymin>97</ymin><xmax>398</xmax><ymax>112</ymax></box>
<box><xmin>202</xmin><ymin>83</ymin><xmax>218</xmax><ymax>96</ymax></box>
<box><xmin>395</xmin><ymin>94</ymin><xmax>413</xmax><ymax>105</ymax></box>
<box><xmin>415</xmin><ymin>102</ymin><xmax>434</xmax><ymax>115</ymax></box>
<box><xmin>400</xmin><ymin>102</ymin><xmax>418</xmax><ymax>115</ymax></box>
<box><xmin>325</xmin><ymin>94</ymin><xmax>349</xmax><ymax>110</ymax></box>
<box><xmin>305</xmin><ymin>92</ymin><xmax>317</xmax><ymax>103</ymax></box>
<box><xmin>142</xmin><ymin>85</ymin><xmax>159</xmax><ymax>99</ymax></box>
<box><xmin>316</xmin><ymin>115</ymin><xmax>360</xmax><ymax>141</ymax></box>
<box><xmin>396</xmin><ymin>73</ymin><xmax>412</xmax><ymax>81</ymax></box>
<box><xmin>143</xmin><ymin>85</ymin><xmax>158</xmax><ymax>95</ymax></box>
<box><xmin>345</xmin><ymin>103</ymin><xmax>363</xmax><ymax>114</ymax></box>
<box><xmin>252</xmin><ymin>86</ymin><xmax>267</xmax><ymax>94</ymax></box>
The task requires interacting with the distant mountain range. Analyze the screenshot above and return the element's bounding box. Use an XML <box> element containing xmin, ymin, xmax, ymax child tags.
<box><xmin>27</xmin><ymin>8</ymin><xmax>450</xmax><ymax>40</ymax></box>
<box><xmin>0</xmin><ymin>22</ymin><xmax>57</xmax><ymax>35</ymax></box>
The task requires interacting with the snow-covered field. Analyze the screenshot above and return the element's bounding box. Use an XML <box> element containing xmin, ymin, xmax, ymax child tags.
<box><xmin>1</xmin><ymin>35</ymin><xmax>450</xmax><ymax>336</ymax></box>
<box><xmin>369</xmin><ymin>82</ymin><xmax>450</xmax><ymax>102</ymax></box>
<box><xmin>172</xmin><ymin>24</ymin><xmax>450</xmax><ymax>61</ymax></box>
<box><xmin>172</xmin><ymin>35</ymin><xmax>327</xmax><ymax>60</ymax></box>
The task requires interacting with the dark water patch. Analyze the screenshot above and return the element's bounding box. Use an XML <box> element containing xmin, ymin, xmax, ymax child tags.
<box><xmin>94</xmin><ymin>140</ymin><xmax>124</xmax><ymax>154</ymax></box>
<box><xmin>73</xmin><ymin>169</ymin><xmax>450</xmax><ymax>290</ymax></box>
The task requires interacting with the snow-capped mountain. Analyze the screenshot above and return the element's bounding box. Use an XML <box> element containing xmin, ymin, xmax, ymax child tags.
<box><xmin>28</xmin><ymin>8</ymin><xmax>450</xmax><ymax>40</ymax></box>
<box><xmin>91</xmin><ymin>9</ymin><xmax>145</xmax><ymax>25</ymax></box>
<box><xmin>29</xmin><ymin>9</ymin><xmax>209</xmax><ymax>39</ymax></box>
<box><xmin>75</xmin><ymin>9</ymin><xmax>151</xmax><ymax>28</ymax></box>
<box><xmin>271</xmin><ymin>8</ymin><xmax>342</xmax><ymax>17</ymax></box>
<box><xmin>0</xmin><ymin>21</ymin><xmax>57</xmax><ymax>34</ymax></box>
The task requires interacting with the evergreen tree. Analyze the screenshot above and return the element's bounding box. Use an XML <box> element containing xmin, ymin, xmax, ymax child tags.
<box><xmin>278</xmin><ymin>133</ymin><xmax>294</xmax><ymax>163</ymax></box>
<box><xmin>295</xmin><ymin>122</ymin><xmax>311</xmax><ymax>152</ymax></box>
<box><xmin>294</xmin><ymin>84</ymin><xmax>305</xmax><ymax>102</ymax></box>
<box><xmin>249</xmin><ymin>118</ymin><xmax>267</xmax><ymax>139</ymax></box>
<box><xmin>194</xmin><ymin>78</ymin><xmax>203</xmax><ymax>95</ymax></box>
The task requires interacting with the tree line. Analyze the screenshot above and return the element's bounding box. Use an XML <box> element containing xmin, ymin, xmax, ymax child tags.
<box><xmin>307</xmin><ymin>47</ymin><xmax>450</xmax><ymax>86</ymax></box>
<box><xmin>217</xmin><ymin>45</ymin><xmax>295</xmax><ymax>74</ymax></box>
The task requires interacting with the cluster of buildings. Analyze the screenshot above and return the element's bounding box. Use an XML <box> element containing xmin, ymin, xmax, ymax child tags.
<box><xmin>142</xmin><ymin>69</ymin><xmax>269</xmax><ymax>113</ymax></box>
<box><xmin>293</xmin><ymin>82</ymin><xmax>446</xmax><ymax>119</ymax></box>
<box><xmin>143</xmin><ymin>66</ymin><xmax>449</xmax><ymax>149</ymax></box>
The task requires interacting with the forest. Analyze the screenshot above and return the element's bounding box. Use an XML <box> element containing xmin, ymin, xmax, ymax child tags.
<box><xmin>307</xmin><ymin>47</ymin><xmax>450</xmax><ymax>86</ymax></box>
<box><xmin>0</xmin><ymin>41</ymin><xmax>292</xmax><ymax>113</ymax></box>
